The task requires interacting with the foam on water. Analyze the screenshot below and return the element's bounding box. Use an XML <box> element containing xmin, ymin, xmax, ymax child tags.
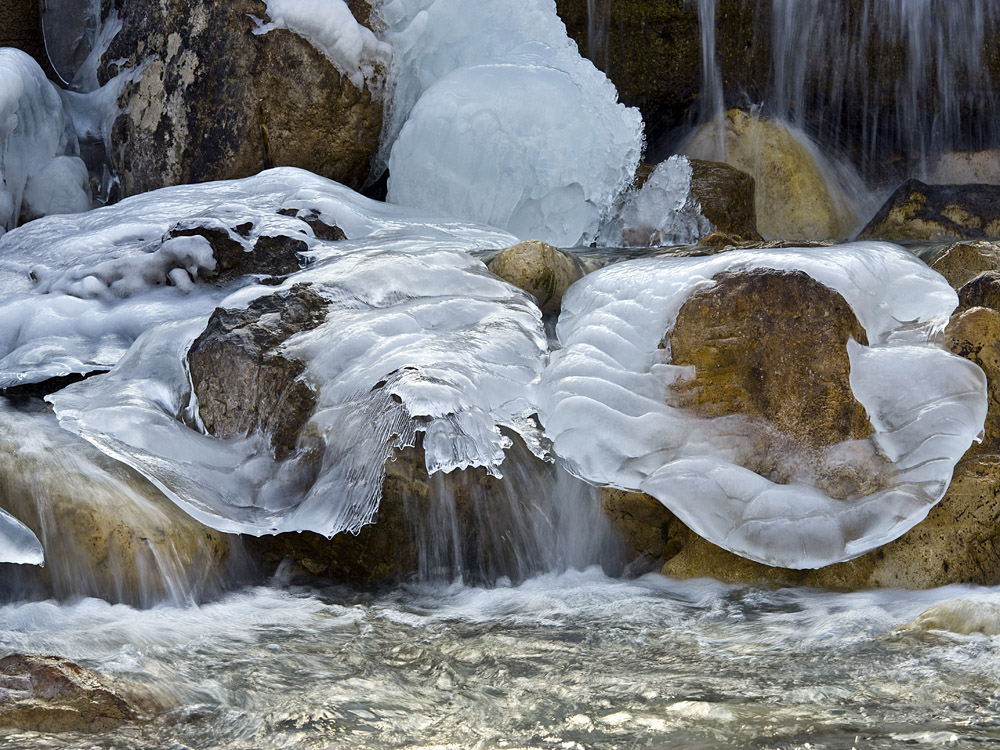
<box><xmin>538</xmin><ymin>243</ymin><xmax>987</xmax><ymax>569</ymax></box>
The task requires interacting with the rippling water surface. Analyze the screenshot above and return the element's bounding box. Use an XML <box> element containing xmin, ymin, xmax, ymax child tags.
<box><xmin>2</xmin><ymin>569</ymin><xmax>1000</xmax><ymax>749</ymax></box>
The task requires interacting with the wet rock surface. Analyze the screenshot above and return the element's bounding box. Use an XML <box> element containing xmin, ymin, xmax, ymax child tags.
<box><xmin>859</xmin><ymin>180</ymin><xmax>1000</xmax><ymax>241</ymax></box>
<box><xmin>487</xmin><ymin>241</ymin><xmax>583</xmax><ymax>315</ymax></box>
<box><xmin>187</xmin><ymin>284</ymin><xmax>328</xmax><ymax>459</ymax></box>
<box><xmin>101</xmin><ymin>0</ymin><xmax>384</xmax><ymax>196</ymax></box>
<box><xmin>930</xmin><ymin>240</ymin><xmax>1000</xmax><ymax>290</ymax></box>
<box><xmin>684</xmin><ymin>110</ymin><xmax>859</xmax><ymax>241</ymax></box>
<box><xmin>0</xmin><ymin>654</ymin><xmax>138</xmax><ymax>732</ymax></box>
<box><xmin>688</xmin><ymin>159</ymin><xmax>761</xmax><ymax>242</ymax></box>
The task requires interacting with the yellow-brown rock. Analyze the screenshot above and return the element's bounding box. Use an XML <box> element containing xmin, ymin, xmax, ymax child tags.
<box><xmin>683</xmin><ymin>109</ymin><xmax>859</xmax><ymax>241</ymax></box>
<box><xmin>859</xmin><ymin>179</ymin><xmax>1000</xmax><ymax>241</ymax></box>
<box><xmin>0</xmin><ymin>654</ymin><xmax>139</xmax><ymax>733</ymax></box>
<box><xmin>930</xmin><ymin>240</ymin><xmax>1000</xmax><ymax>289</ymax></box>
<box><xmin>946</xmin><ymin>306</ymin><xmax>1000</xmax><ymax>455</ymax></box>
<box><xmin>487</xmin><ymin>241</ymin><xmax>583</xmax><ymax>315</ymax></box>
<box><xmin>688</xmin><ymin>159</ymin><xmax>762</xmax><ymax>242</ymax></box>
<box><xmin>668</xmin><ymin>269</ymin><xmax>871</xmax><ymax>450</ymax></box>
<box><xmin>0</xmin><ymin>406</ymin><xmax>231</xmax><ymax>606</ymax></box>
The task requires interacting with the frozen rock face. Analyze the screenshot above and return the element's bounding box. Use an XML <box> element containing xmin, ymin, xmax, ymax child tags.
<box><xmin>683</xmin><ymin>109</ymin><xmax>862</xmax><ymax>241</ymax></box>
<box><xmin>99</xmin><ymin>0</ymin><xmax>385</xmax><ymax>196</ymax></box>
<box><xmin>540</xmin><ymin>243</ymin><xmax>987</xmax><ymax>569</ymax></box>
<box><xmin>382</xmin><ymin>0</ymin><xmax>643</xmax><ymax>247</ymax></box>
<box><xmin>859</xmin><ymin>179</ymin><xmax>1000</xmax><ymax>241</ymax></box>
<box><xmin>6</xmin><ymin>168</ymin><xmax>546</xmax><ymax>542</ymax></box>
<box><xmin>0</xmin><ymin>49</ymin><xmax>90</xmax><ymax>235</ymax></box>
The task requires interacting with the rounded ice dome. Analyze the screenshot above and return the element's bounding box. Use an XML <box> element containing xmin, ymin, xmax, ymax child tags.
<box><xmin>387</xmin><ymin>51</ymin><xmax>643</xmax><ymax>248</ymax></box>
<box><xmin>538</xmin><ymin>243</ymin><xmax>989</xmax><ymax>569</ymax></box>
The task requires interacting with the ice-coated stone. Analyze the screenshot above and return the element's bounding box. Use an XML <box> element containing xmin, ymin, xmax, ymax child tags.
<box><xmin>17</xmin><ymin>168</ymin><xmax>546</xmax><ymax>539</ymax></box>
<box><xmin>0</xmin><ymin>48</ymin><xmax>89</xmax><ymax>234</ymax></box>
<box><xmin>538</xmin><ymin>242</ymin><xmax>988</xmax><ymax>569</ymax></box>
<box><xmin>598</xmin><ymin>155</ymin><xmax>714</xmax><ymax>247</ymax></box>
<box><xmin>382</xmin><ymin>0</ymin><xmax>643</xmax><ymax>246</ymax></box>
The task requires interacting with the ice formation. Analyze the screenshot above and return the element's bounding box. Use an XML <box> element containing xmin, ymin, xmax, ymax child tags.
<box><xmin>598</xmin><ymin>156</ymin><xmax>714</xmax><ymax>247</ymax></box>
<box><xmin>0</xmin><ymin>49</ymin><xmax>90</xmax><ymax>235</ymax></box>
<box><xmin>2</xmin><ymin>168</ymin><xmax>547</xmax><ymax>537</ymax></box>
<box><xmin>256</xmin><ymin>0</ymin><xmax>391</xmax><ymax>90</ymax></box>
<box><xmin>381</xmin><ymin>0</ymin><xmax>644</xmax><ymax>247</ymax></box>
<box><xmin>0</xmin><ymin>509</ymin><xmax>43</xmax><ymax>566</ymax></box>
<box><xmin>538</xmin><ymin>243</ymin><xmax>987</xmax><ymax>569</ymax></box>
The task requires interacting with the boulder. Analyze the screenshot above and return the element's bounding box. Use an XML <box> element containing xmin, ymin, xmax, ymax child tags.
<box><xmin>667</xmin><ymin>268</ymin><xmax>879</xmax><ymax>497</ymax></box>
<box><xmin>957</xmin><ymin>272</ymin><xmax>1000</xmax><ymax>314</ymax></box>
<box><xmin>688</xmin><ymin>159</ymin><xmax>762</xmax><ymax>242</ymax></box>
<box><xmin>0</xmin><ymin>403</ymin><xmax>231</xmax><ymax>606</ymax></box>
<box><xmin>903</xmin><ymin>600</ymin><xmax>1000</xmax><ymax>636</ymax></box>
<box><xmin>187</xmin><ymin>284</ymin><xmax>327</xmax><ymax>459</ymax></box>
<box><xmin>929</xmin><ymin>240</ymin><xmax>1000</xmax><ymax>289</ymax></box>
<box><xmin>100</xmin><ymin>0</ymin><xmax>385</xmax><ymax>197</ymax></box>
<box><xmin>858</xmin><ymin>180</ymin><xmax>1000</xmax><ymax>241</ymax></box>
<box><xmin>928</xmin><ymin>150</ymin><xmax>1000</xmax><ymax>186</ymax></box>
<box><xmin>0</xmin><ymin>654</ymin><xmax>138</xmax><ymax>733</ymax></box>
<box><xmin>487</xmin><ymin>241</ymin><xmax>584</xmax><ymax>315</ymax></box>
<box><xmin>683</xmin><ymin>110</ymin><xmax>859</xmax><ymax>241</ymax></box>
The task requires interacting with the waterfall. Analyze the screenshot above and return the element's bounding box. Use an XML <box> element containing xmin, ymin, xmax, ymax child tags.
<box><xmin>697</xmin><ymin>0</ymin><xmax>726</xmax><ymax>159</ymax></box>
<box><xmin>768</xmin><ymin>0</ymin><xmax>1000</xmax><ymax>180</ymax></box>
<box><xmin>586</xmin><ymin>0</ymin><xmax>610</xmax><ymax>72</ymax></box>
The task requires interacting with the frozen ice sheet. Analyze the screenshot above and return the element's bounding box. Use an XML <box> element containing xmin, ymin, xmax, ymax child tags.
<box><xmin>538</xmin><ymin>242</ymin><xmax>987</xmax><ymax>568</ymax></box>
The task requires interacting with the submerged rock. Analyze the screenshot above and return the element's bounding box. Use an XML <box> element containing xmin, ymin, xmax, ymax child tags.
<box><xmin>0</xmin><ymin>654</ymin><xmax>138</xmax><ymax>733</ymax></box>
<box><xmin>101</xmin><ymin>0</ymin><xmax>385</xmax><ymax>196</ymax></box>
<box><xmin>683</xmin><ymin>110</ymin><xmax>859</xmax><ymax>241</ymax></box>
<box><xmin>487</xmin><ymin>241</ymin><xmax>583</xmax><ymax>315</ymax></box>
<box><xmin>859</xmin><ymin>180</ymin><xmax>1000</xmax><ymax>241</ymax></box>
<box><xmin>904</xmin><ymin>599</ymin><xmax>1000</xmax><ymax>636</ymax></box>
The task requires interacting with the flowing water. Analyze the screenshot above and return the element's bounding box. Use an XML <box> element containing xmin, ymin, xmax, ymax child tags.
<box><xmin>3</xmin><ymin>570</ymin><xmax>1000</xmax><ymax>749</ymax></box>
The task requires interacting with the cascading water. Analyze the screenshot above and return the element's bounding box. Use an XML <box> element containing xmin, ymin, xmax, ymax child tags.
<box><xmin>585</xmin><ymin>0</ymin><xmax>610</xmax><ymax>72</ymax></box>
<box><xmin>696</xmin><ymin>0</ymin><xmax>726</xmax><ymax>160</ymax></box>
<box><xmin>768</xmin><ymin>0</ymin><xmax>1000</xmax><ymax>181</ymax></box>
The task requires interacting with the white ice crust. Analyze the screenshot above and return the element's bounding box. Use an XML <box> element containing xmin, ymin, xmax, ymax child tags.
<box><xmin>0</xmin><ymin>508</ymin><xmax>43</xmax><ymax>566</ymax></box>
<box><xmin>598</xmin><ymin>155</ymin><xmax>715</xmax><ymax>247</ymax></box>
<box><xmin>30</xmin><ymin>168</ymin><xmax>545</xmax><ymax>537</ymax></box>
<box><xmin>381</xmin><ymin>0</ymin><xmax>643</xmax><ymax>247</ymax></box>
<box><xmin>538</xmin><ymin>243</ymin><xmax>988</xmax><ymax>569</ymax></box>
<box><xmin>0</xmin><ymin>49</ymin><xmax>90</xmax><ymax>235</ymax></box>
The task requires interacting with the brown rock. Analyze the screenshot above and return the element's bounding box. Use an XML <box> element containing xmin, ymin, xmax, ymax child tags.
<box><xmin>688</xmin><ymin>159</ymin><xmax>762</xmax><ymax>241</ymax></box>
<box><xmin>859</xmin><ymin>180</ymin><xmax>1000</xmax><ymax>241</ymax></box>
<box><xmin>0</xmin><ymin>654</ymin><xmax>138</xmax><ymax>733</ymax></box>
<box><xmin>930</xmin><ymin>240</ymin><xmax>1000</xmax><ymax>289</ymax></box>
<box><xmin>668</xmin><ymin>268</ymin><xmax>871</xmax><ymax>449</ymax></box>
<box><xmin>187</xmin><ymin>284</ymin><xmax>327</xmax><ymax>459</ymax></box>
<box><xmin>946</xmin><ymin>306</ymin><xmax>1000</xmax><ymax>455</ymax></box>
<box><xmin>957</xmin><ymin>271</ymin><xmax>1000</xmax><ymax>314</ymax></box>
<box><xmin>0</xmin><ymin>0</ymin><xmax>48</xmax><ymax>76</ymax></box>
<box><xmin>683</xmin><ymin>110</ymin><xmax>859</xmax><ymax>241</ymax></box>
<box><xmin>600</xmin><ymin>488</ymin><xmax>678</xmax><ymax>566</ymax></box>
<box><xmin>487</xmin><ymin>240</ymin><xmax>583</xmax><ymax>314</ymax></box>
<box><xmin>101</xmin><ymin>1</ymin><xmax>384</xmax><ymax>197</ymax></box>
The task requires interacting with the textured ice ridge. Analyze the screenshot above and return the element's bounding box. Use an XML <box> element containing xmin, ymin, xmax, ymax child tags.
<box><xmin>381</xmin><ymin>0</ymin><xmax>644</xmax><ymax>247</ymax></box>
<box><xmin>25</xmin><ymin>168</ymin><xmax>545</xmax><ymax>537</ymax></box>
<box><xmin>538</xmin><ymin>243</ymin><xmax>988</xmax><ymax>569</ymax></box>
